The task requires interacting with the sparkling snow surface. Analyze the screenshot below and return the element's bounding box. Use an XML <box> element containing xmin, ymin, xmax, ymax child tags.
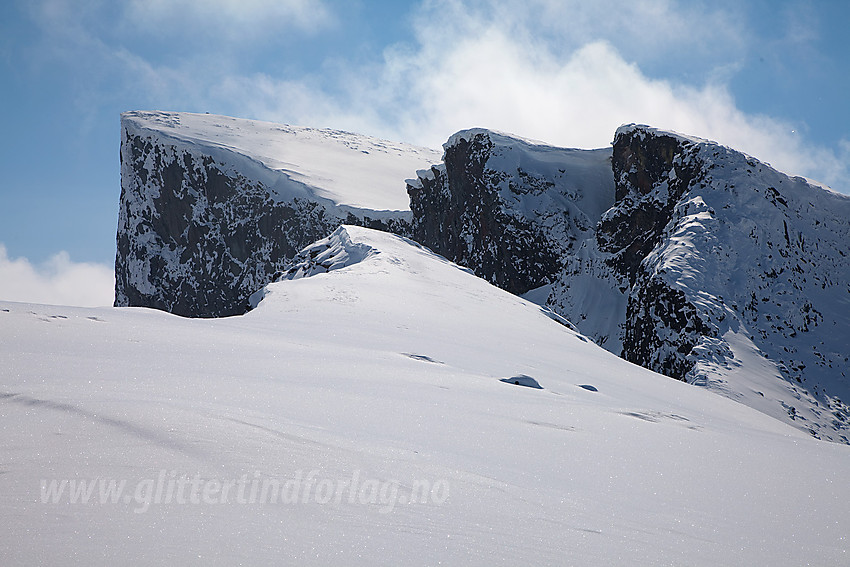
<box><xmin>122</xmin><ymin>111</ymin><xmax>442</xmax><ymax>211</ymax></box>
<box><xmin>2</xmin><ymin>226</ymin><xmax>847</xmax><ymax>566</ymax></box>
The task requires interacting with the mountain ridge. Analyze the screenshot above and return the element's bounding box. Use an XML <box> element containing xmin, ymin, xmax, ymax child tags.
<box><xmin>116</xmin><ymin>110</ymin><xmax>850</xmax><ymax>443</ymax></box>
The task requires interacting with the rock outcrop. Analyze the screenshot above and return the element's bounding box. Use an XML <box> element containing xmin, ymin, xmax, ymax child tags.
<box><xmin>606</xmin><ymin>126</ymin><xmax>850</xmax><ymax>441</ymax></box>
<box><xmin>115</xmin><ymin>111</ymin><xmax>439</xmax><ymax>317</ymax></box>
<box><xmin>407</xmin><ymin>129</ymin><xmax>614</xmax><ymax>295</ymax></box>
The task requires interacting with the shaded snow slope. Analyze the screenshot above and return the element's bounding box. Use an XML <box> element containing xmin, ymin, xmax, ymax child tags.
<box><xmin>2</xmin><ymin>226</ymin><xmax>848</xmax><ymax>566</ymax></box>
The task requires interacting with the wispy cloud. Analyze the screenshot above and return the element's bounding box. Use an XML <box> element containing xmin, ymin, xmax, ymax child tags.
<box><xmin>235</xmin><ymin>0</ymin><xmax>849</xmax><ymax>191</ymax></box>
<box><xmin>0</xmin><ymin>245</ymin><xmax>114</xmax><ymax>307</ymax></box>
<box><xmin>18</xmin><ymin>0</ymin><xmax>335</xmax><ymax>118</ymax></box>
<box><xmin>124</xmin><ymin>0</ymin><xmax>333</xmax><ymax>40</ymax></box>
<box><xmin>15</xmin><ymin>0</ymin><xmax>850</xmax><ymax>192</ymax></box>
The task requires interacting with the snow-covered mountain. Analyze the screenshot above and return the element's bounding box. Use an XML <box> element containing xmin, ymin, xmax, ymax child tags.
<box><xmin>408</xmin><ymin>126</ymin><xmax>850</xmax><ymax>443</ymax></box>
<box><xmin>3</xmin><ymin>226</ymin><xmax>848</xmax><ymax>565</ymax></box>
<box><xmin>116</xmin><ymin>111</ymin><xmax>849</xmax><ymax>445</ymax></box>
<box><xmin>116</xmin><ymin>111</ymin><xmax>440</xmax><ymax>317</ymax></box>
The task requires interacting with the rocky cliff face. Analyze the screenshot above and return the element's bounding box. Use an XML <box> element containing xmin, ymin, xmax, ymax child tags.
<box><xmin>599</xmin><ymin>127</ymin><xmax>714</xmax><ymax>380</ymax></box>
<box><xmin>407</xmin><ymin>129</ymin><xmax>614</xmax><ymax>295</ymax></box>
<box><xmin>115</xmin><ymin>111</ymin><xmax>438</xmax><ymax>317</ymax></box>
<box><xmin>606</xmin><ymin>126</ymin><xmax>850</xmax><ymax>442</ymax></box>
<box><xmin>409</xmin><ymin>125</ymin><xmax>850</xmax><ymax>443</ymax></box>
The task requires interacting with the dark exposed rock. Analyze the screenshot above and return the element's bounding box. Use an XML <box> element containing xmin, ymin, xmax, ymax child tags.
<box><xmin>599</xmin><ymin>130</ymin><xmax>698</xmax><ymax>281</ymax></box>
<box><xmin>408</xmin><ymin>137</ymin><xmax>555</xmax><ymax>295</ymax></box>
<box><xmin>622</xmin><ymin>275</ymin><xmax>713</xmax><ymax>380</ymax></box>
<box><xmin>407</xmin><ymin>129</ymin><xmax>613</xmax><ymax>295</ymax></box>
<box><xmin>599</xmin><ymin>127</ymin><xmax>711</xmax><ymax>380</ymax></box>
<box><xmin>115</xmin><ymin>115</ymin><xmax>417</xmax><ymax>318</ymax></box>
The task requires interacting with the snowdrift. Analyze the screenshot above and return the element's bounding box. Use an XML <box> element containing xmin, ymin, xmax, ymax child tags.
<box><xmin>2</xmin><ymin>226</ymin><xmax>848</xmax><ymax>565</ymax></box>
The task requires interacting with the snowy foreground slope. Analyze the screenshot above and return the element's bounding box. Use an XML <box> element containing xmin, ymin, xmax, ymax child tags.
<box><xmin>2</xmin><ymin>226</ymin><xmax>848</xmax><ymax>566</ymax></box>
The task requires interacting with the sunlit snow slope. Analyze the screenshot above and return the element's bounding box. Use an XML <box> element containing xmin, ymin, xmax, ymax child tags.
<box><xmin>123</xmin><ymin>111</ymin><xmax>441</xmax><ymax>211</ymax></box>
<box><xmin>2</xmin><ymin>226</ymin><xmax>847</xmax><ymax>566</ymax></box>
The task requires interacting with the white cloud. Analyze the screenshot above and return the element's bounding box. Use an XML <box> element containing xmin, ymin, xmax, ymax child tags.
<box><xmin>19</xmin><ymin>0</ymin><xmax>850</xmax><ymax>192</ymax></box>
<box><xmin>418</xmin><ymin>0</ymin><xmax>748</xmax><ymax>66</ymax></box>
<box><xmin>0</xmin><ymin>245</ymin><xmax>114</xmax><ymax>307</ymax></box>
<box><xmin>233</xmin><ymin>0</ymin><xmax>849</xmax><ymax>191</ymax></box>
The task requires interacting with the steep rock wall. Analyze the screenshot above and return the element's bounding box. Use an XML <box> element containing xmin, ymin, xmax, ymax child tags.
<box><xmin>407</xmin><ymin>129</ymin><xmax>613</xmax><ymax>295</ymax></box>
<box><xmin>116</xmin><ymin>113</ymin><xmax>413</xmax><ymax>317</ymax></box>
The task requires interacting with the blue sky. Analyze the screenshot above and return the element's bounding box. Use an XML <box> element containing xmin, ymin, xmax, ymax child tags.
<box><xmin>1</xmin><ymin>0</ymin><xmax>848</xmax><ymax>305</ymax></box>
